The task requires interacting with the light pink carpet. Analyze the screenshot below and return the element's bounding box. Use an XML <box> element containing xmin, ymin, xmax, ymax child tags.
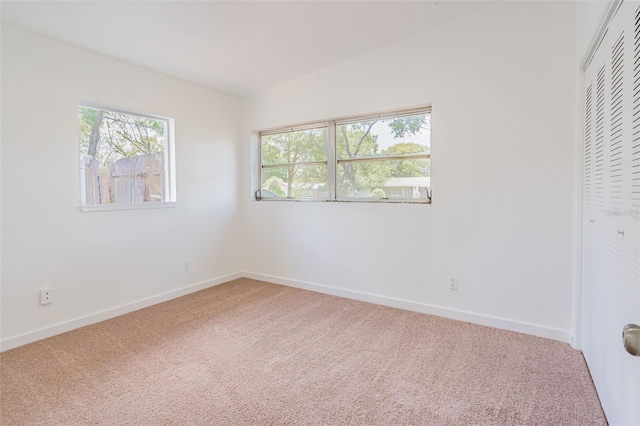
<box><xmin>1</xmin><ymin>278</ymin><xmax>606</xmax><ymax>425</ymax></box>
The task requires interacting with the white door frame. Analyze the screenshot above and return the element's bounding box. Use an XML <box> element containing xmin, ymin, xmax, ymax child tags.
<box><xmin>572</xmin><ymin>0</ymin><xmax>622</xmax><ymax>350</ymax></box>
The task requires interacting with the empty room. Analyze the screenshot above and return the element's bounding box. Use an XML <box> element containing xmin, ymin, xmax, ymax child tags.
<box><xmin>1</xmin><ymin>0</ymin><xmax>638</xmax><ymax>424</ymax></box>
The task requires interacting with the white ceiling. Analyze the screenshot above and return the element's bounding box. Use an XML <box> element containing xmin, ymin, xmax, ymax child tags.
<box><xmin>1</xmin><ymin>1</ymin><xmax>495</xmax><ymax>97</ymax></box>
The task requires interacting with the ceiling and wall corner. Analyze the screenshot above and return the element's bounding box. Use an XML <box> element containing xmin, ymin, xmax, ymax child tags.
<box><xmin>0</xmin><ymin>1</ymin><xmax>497</xmax><ymax>97</ymax></box>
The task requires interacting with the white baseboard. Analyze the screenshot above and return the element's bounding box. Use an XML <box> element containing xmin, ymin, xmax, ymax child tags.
<box><xmin>243</xmin><ymin>271</ymin><xmax>571</xmax><ymax>343</ymax></box>
<box><xmin>1</xmin><ymin>270</ymin><xmax>571</xmax><ymax>352</ymax></box>
<box><xmin>0</xmin><ymin>272</ymin><xmax>243</xmax><ymax>352</ymax></box>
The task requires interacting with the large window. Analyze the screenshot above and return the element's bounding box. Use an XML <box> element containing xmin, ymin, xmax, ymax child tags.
<box><xmin>78</xmin><ymin>104</ymin><xmax>176</xmax><ymax>210</ymax></box>
<box><xmin>258</xmin><ymin>108</ymin><xmax>431</xmax><ymax>203</ymax></box>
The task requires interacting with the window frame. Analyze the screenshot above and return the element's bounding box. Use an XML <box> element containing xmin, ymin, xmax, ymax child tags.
<box><xmin>257</xmin><ymin>106</ymin><xmax>431</xmax><ymax>204</ymax></box>
<box><xmin>259</xmin><ymin>122</ymin><xmax>331</xmax><ymax>201</ymax></box>
<box><xmin>78</xmin><ymin>102</ymin><xmax>177</xmax><ymax>212</ymax></box>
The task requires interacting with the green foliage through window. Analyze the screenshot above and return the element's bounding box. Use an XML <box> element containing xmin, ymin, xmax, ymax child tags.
<box><xmin>78</xmin><ymin>105</ymin><xmax>172</xmax><ymax>206</ymax></box>
<box><xmin>260</xmin><ymin>109</ymin><xmax>431</xmax><ymax>202</ymax></box>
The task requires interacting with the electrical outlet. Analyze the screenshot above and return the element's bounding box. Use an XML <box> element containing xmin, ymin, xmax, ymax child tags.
<box><xmin>184</xmin><ymin>261</ymin><xmax>191</xmax><ymax>272</ymax></box>
<box><xmin>40</xmin><ymin>289</ymin><xmax>53</xmax><ymax>305</ymax></box>
<box><xmin>448</xmin><ymin>276</ymin><xmax>458</xmax><ymax>291</ymax></box>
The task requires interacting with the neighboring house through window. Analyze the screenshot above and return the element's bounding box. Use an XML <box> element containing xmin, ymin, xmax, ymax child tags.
<box><xmin>259</xmin><ymin>107</ymin><xmax>431</xmax><ymax>203</ymax></box>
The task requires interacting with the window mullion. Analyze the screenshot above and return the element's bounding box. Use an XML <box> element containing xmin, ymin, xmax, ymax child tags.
<box><xmin>337</xmin><ymin>153</ymin><xmax>430</xmax><ymax>164</ymax></box>
<box><xmin>262</xmin><ymin>161</ymin><xmax>327</xmax><ymax>169</ymax></box>
<box><xmin>328</xmin><ymin>121</ymin><xmax>337</xmax><ymax>201</ymax></box>
<box><xmin>258</xmin><ymin>129</ymin><xmax>263</xmax><ymax>199</ymax></box>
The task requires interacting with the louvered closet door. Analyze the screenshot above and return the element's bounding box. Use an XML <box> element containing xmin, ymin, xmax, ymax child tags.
<box><xmin>581</xmin><ymin>1</ymin><xmax>640</xmax><ymax>425</ymax></box>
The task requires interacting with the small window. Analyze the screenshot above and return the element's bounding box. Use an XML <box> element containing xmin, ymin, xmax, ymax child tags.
<box><xmin>336</xmin><ymin>112</ymin><xmax>430</xmax><ymax>201</ymax></box>
<box><xmin>258</xmin><ymin>108</ymin><xmax>431</xmax><ymax>203</ymax></box>
<box><xmin>260</xmin><ymin>125</ymin><xmax>329</xmax><ymax>200</ymax></box>
<box><xmin>78</xmin><ymin>104</ymin><xmax>176</xmax><ymax>210</ymax></box>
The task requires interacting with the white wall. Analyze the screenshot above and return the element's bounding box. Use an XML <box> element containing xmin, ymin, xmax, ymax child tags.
<box><xmin>241</xmin><ymin>2</ymin><xmax>577</xmax><ymax>341</ymax></box>
<box><xmin>1</xmin><ymin>1</ymin><xmax>585</xmax><ymax>349</ymax></box>
<box><xmin>1</xmin><ymin>25</ymin><xmax>243</xmax><ymax>348</ymax></box>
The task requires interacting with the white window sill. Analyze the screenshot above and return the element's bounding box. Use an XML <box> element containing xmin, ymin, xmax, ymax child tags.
<box><xmin>79</xmin><ymin>202</ymin><xmax>177</xmax><ymax>212</ymax></box>
<box><xmin>256</xmin><ymin>198</ymin><xmax>431</xmax><ymax>204</ymax></box>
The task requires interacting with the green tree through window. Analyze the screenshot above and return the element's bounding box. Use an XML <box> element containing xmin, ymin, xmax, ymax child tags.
<box><xmin>260</xmin><ymin>110</ymin><xmax>431</xmax><ymax>202</ymax></box>
<box><xmin>78</xmin><ymin>105</ymin><xmax>173</xmax><ymax>206</ymax></box>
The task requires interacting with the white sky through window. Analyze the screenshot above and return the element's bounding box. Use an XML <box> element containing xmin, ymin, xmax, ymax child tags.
<box><xmin>369</xmin><ymin>118</ymin><xmax>431</xmax><ymax>152</ymax></box>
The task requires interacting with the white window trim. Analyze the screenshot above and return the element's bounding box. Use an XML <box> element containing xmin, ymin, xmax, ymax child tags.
<box><xmin>257</xmin><ymin>106</ymin><xmax>432</xmax><ymax>204</ymax></box>
<box><xmin>79</xmin><ymin>202</ymin><xmax>177</xmax><ymax>213</ymax></box>
<box><xmin>78</xmin><ymin>102</ymin><xmax>177</xmax><ymax>210</ymax></box>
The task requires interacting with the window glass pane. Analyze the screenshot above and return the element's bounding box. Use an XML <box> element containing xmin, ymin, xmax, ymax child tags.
<box><xmin>78</xmin><ymin>105</ymin><xmax>169</xmax><ymax>205</ymax></box>
<box><xmin>336</xmin><ymin>113</ymin><xmax>430</xmax><ymax>160</ymax></box>
<box><xmin>261</xmin><ymin>127</ymin><xmax>328</xmax><ymax>165</ymax></box>
<box><xmin>337</xmin><ymin>158</ymin><xmax>430</xmax><ymax>200</ymax></box>
<box><xmin>261</xmin><ymin>165</ymin><xmax>329</xmax><ymax>199</ymax></box>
